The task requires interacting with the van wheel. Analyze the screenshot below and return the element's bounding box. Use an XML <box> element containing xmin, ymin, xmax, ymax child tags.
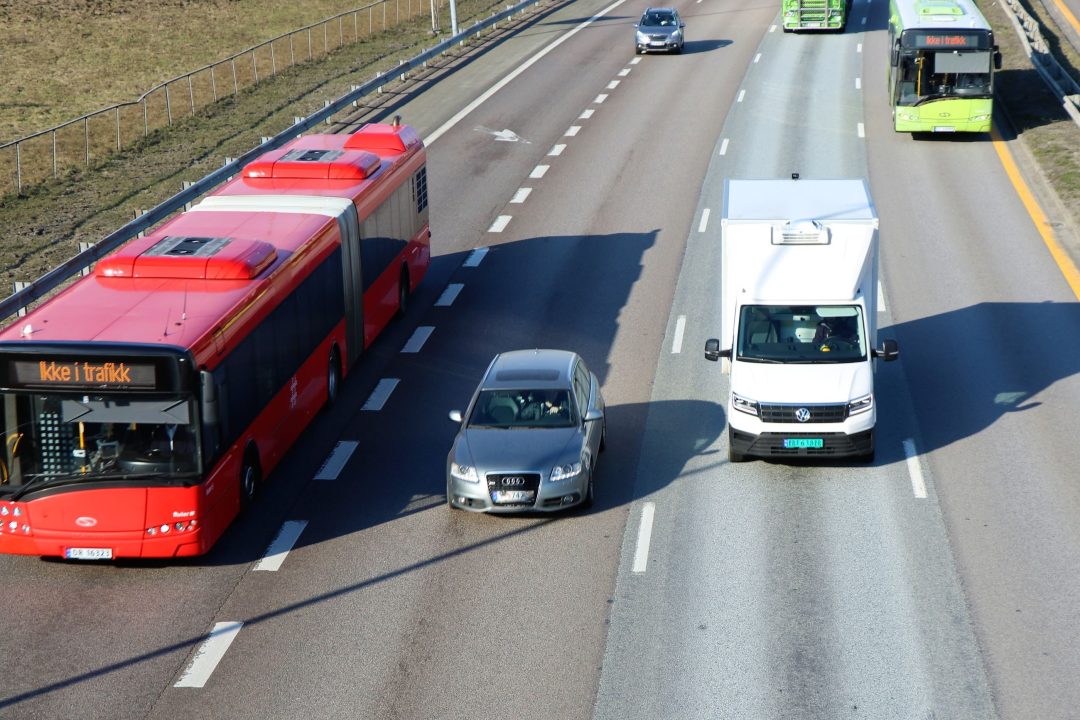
<box><xmin>325</xmin><ymin>347</ymin><xmax>342</xmax><ymax>409</ymax></box>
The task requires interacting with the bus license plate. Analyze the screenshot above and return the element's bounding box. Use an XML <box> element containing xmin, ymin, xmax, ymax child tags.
<box><xmin>65</xmin><ymin>547</ymin><xmax>113</xmax><ymax>560</ymax></box>
<box><xmin>932</xmin><ymin>126</ymin><xmax>956</xmax><ymax>132</ymax></box>
<box><xmin>493</xmin><ymin>490</ymin><xmax>533</xmax><ymax>504</ymax></box>
<box><xmin>784</xmin><ymin>438</ymin><xmax>823</xmax><ymax>449</ymax></box>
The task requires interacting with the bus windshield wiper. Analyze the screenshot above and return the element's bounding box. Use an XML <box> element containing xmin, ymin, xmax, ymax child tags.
<box><xmin>11</xmin><ymin>470</ymin><xmax>185</xmax><ymax>500</ymax></box>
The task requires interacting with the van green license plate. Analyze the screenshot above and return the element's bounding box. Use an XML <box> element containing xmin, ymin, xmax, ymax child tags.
<box><xmin>784</xmin><ymin>438</ymin><xmax>823</xmax><ymax>449</ymax></box>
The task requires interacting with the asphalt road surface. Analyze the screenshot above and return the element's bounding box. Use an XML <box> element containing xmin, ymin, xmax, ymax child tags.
<box><xmin>2</xmin><ymin>0</ymin><xmax>1080</xmax><ymax>718</ymax></box>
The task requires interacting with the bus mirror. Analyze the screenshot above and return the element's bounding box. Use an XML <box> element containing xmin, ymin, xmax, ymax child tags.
<box><xmin>994</xmin><ymin>50</ymin><xmax>1002</xmax><ymax>70</ymax></box>
<box><xmin>891</xmin><ymin>44</ymin><xmax>900</xmax><ymax>67</ymax></box>
<box><xmin>200</xmin><ymin>370</ymin><xmax>219</xmax><ymax>423</ymax></box>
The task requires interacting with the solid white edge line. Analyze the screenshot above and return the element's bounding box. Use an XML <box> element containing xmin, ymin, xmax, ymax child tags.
<box><xmin>361</xmin><ymin>378</ymin><xmax>400</xmax><ymax>411</ymax></box>
<box><xmin>510</xmin><ymin>187</ymin><xmax>532</xmax><ymax>203</ymax></box>
<box><xmin>401</xmin><ymin>325</ymin><xmax>435</xmax><ymax>353</ymax></box>
<box><xmin>424</xmin><ymin>0</ymin><xmax>632</xmax><ymax>146</ymax></box>
<box><xmin>254</xmin><ymin>520</ymin><xmax>309</xmax><ymax>571</ymax></box>
<box><xmin>857</xmin><ymin>122</ymin><xmax>866</xmax><ymax>138</ymax></box>
<box><xmin>529</xmin><ymin>165</ymin><xmax>549</xmax><ymax>179</ymax></box>
<box><xmin>903</xmin><ymin>439</ymin><xmax>928</xmax><ymax>499</ymax></box>
<box><xmin>671</xmin><ymin>316</ymin><xmax>686</xmax><ymax>354</ymax></box>
<box><xmin>435</xmin><ymin>283</ymin><xmax>464</xmax><ymax>307</ymax></box>
<box><xmin>314</xmin><ymin>440</ymin><xmax>359</xmax><ymax>480</ymax></box>
<box><xmin>632</xmin><ymin>502</ymin><xmax>656</xmax><ymax>573</ymax></box>
<box><xmin>174</xmin><ymin>622</ymin><xmax>244</xmax><ymax>688</ymax></box>
<box><xmin>463</xmin><ymin>247</ymin><xmax>489</xmax><ymax>266</ymax></box>
<box><xmin>488</xmin><ymin>215</ymin><xmax>512</xmax><ymax>233</ymax></box>
<box><xmin>698</xmin><ymin>208</ymin><xmax>711</xmax><ymax>233</ymax></box>
<box><xmin>719</xmin><ymin>138</ymin><xmax>729</xmax><ymax>155</ymax></box>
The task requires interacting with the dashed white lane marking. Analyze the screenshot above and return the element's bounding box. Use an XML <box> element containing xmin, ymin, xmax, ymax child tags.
<box><xmin>174</xmin><ymin>622</ymin><xmax>244</xmax><ymax>688</ymax></box>
<box><xmin>618</xmin><ymin>68</ymin><xmax>631</xmax><ymax>76</ymax></box>
<box><xmin>671</xmin><ymin>316</ymin><xmax>686</xmax><ymax>354</ymax></box>
<box><xmin>401</xmin><ymin>326</ymin><xmax>434</xmax><ymax>353</ymax></box>
<box><xmin>607</xmin><ymin>80</ymin><xmax>620</xmax><ymax>90</ymax></box>
<box><xmin>737</xmin><ymin>89</ymin><xmax>746</xmax><ymax>102</ymax></box>
<box><xmin>362</xmin><ymin>379</ymin><xmax>400</xmax><ymax>411</ymax></box>
<box><xmin>855</xmin><ymin>77</ymin><xmax>862</xmax><ymax>90</ymax></box>
<box><xmin>436</xmin><ymin>283</ymin><xmax>464</xmax><ymax>307</ymax></box>
<box><xmin>595</xmin><ymin>93</ymin><xmax>609</xmax><ymax>103</ymax></box>
<box><xmin>424</xmin><ymin>0</ymin><xmax>633</xmax><ymax>146</ymax></box>
<box><xmin>580</xmin><ymin>108</ymin><xmax>595</xmax><ymax>119</ymax></box>
<box><xmin>877</xmin><ymin>280</ymin><xmax>887</xmax><ymax>312</ymax></box>
<box><xmin>632</xmin><ymin>502</ymin><xmax>656</xmax><ymax>573</ymax></box>
<box><xmin>548</xmin><ymin>144</ymin><xmax>566</xmax><ymax>156</ymax></box>
<box><xmin>769</xmin><ymin>24</ymin><xmax>777</xmax><ymax>32</ymax></box>
<box><xmin>315</xmin><ymin>440</ymin><xmax>359</xmax><ymax>480</ymax></box>
<box><xmin>903</xmin><ymin>439</ymin><xmax>928</xmax><ymax>499</ymax></box>
<box><xmin>254</xmin><ymin>520</ymin><xmax>308</xmax><ymax>571</ymax></box>
<box><xmin>565</xmin><ymin>125</ymin><xmax>581</xmax><ymax>137</ymax></box>
<box><xmin>630</xmin><ymin>57</ymin><xmax>642</xmax><ymax>65</ymax></box>
<box><xmin>511</xmin><ymin>187</ymin><xmax>532</xmax><ymax>203</ymax></box>
<box><xmin>530</xmin><ymin>165</ymin><xmax>549</xmax><ymax>179</ymax></box>
<box><xmin>488</xmin><ymin>215</ymin><xmax>512</xmax><ymax>233</ymax></box>
<box><xmin>857</xmin><ymin>122</ymin><xmax>865</xmax><ymax>138</ymax></box>
<box><xmin>754</xmin><ymin>53</ymin><xmax>761</xmax><ymax>63</ymax></box>
<box><xmin>719</xmin><ymin>138</ymin><xmax>730</xmax><ymax>155</ymax></box>
<box><xmin>463</xmin><ymin>247</ymin><xmax>489</xmax><ymax>266</ymax></box>
<box><xmin>857</xmin><ymin>42</ymin><xmax>863</xmax><ymax>53</ymax></box>
<box><xmin>698</xmin><ymin>208</ymin><xmax>711</xmax><ymax>233</ymax></box>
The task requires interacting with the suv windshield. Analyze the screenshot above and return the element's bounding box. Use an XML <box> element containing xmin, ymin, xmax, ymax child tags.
<box><xmin>641</xmin><ymin>11</ymin><xmax>677</xmax><ymax>27</ymax></box>
<box><xmin>469</xmin><ymin>389</ymin><xmax>577</xmax><ymax>429</ymax></box>
<box><xmin>0</xmin><ymin>392</ymin><xmax>201</xmax><ymax>494</ymax></box>
<box><xmin>736</xmin><ymin>305</ymin><xmax>866</xmax><ymax>363</ymax></box>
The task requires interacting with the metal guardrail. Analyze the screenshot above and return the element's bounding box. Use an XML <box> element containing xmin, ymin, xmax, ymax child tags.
<box><xmin>1001</xmin><ymin>0</ymin><xmax>1080</xmax><ymax>127</ymax></box>
<box><xmin>0</xmin><ymin>0</ymin><xmax>438</xmax><ymax>197</ymax></box>
<box><xmin>0</xmin><ymin>0</ymin><xmax>543</xmax><ymax>324</ymax></box>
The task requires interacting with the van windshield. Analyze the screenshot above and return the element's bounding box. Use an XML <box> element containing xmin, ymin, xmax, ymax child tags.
<box><xmin>736</xmin><ymin>305</ymin><xmax>866</xmax><ymax>363</ymax></box>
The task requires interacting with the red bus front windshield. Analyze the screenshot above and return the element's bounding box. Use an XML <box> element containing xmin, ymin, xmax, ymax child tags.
<box><xmin>0</xmin><ymin>391</ymin><xmax>201</xmax><ymax>497</ymax></box>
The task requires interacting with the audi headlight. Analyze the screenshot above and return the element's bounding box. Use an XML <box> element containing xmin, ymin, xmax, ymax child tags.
<box><xmin>847</xmin><ymin>394</ymin><xmax>873</xmax><ymax>416</ymax></box>
<box><xmin>450</xmin><ymin>462</ymin><xmax>479</xmax><ymax>483</ymax></box>
<box><xmin>550</xmin><ymin>462</ymin><xmax>582</xmax><ymax>482</ymax></box>
<box><xmin>731</xmin><ymin>393</ymin><xmax>760</xmax><ymax>416</ymax></box>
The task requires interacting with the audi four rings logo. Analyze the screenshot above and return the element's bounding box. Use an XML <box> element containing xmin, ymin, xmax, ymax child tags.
<box><xmin>795</xmin><ymin>408</ymin><xmax>811</xmax><ymax>423</ymax></box>
<box><xmin>503</xmin><ymin>477</ymin><xmax>526</xmax><ymax>486</ymax></box>
<box><xmin>75</xmin><ymin>517</ymin><xmax>98</xmax><ymax>528</ymax></box>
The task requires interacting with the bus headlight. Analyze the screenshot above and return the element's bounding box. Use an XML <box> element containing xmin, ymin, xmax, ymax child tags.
<box><xmin>971</xmin><ymin>114</ymin><xmax>990</xmax><ymax>121</ymax></box>
<box><xmin>732</xmin><ymin>393</ymin><xmax>760</xmax><ymax>416</ymax></box>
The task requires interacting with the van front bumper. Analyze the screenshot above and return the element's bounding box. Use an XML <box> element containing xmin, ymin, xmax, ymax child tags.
<box><xmin>730</xmin><ymin>427</ymin><xmax>874</xmax><ymax>459</ymax></box>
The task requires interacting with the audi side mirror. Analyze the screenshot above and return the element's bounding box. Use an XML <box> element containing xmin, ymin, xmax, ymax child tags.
<box><xmin>449</xmin><ymin>409</ymin><xmax>463</xmax><ymax>423</ymax></box>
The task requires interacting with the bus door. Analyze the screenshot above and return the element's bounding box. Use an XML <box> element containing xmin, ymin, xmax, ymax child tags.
<box><xmin>337</xmin><ymin>204</ymin><xmax>364</xmax><ymax>368</ymax></box>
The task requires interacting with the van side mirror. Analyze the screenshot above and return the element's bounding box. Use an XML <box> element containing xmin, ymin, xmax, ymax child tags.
<box><xmin>704</xmin><ymin>338</ymin><xmax>731</xmax><ymax>362</ymax></box>
<box><xmin>873</xmin><ymin>338</ymin><xmax>899</xmax><ymax>362</ymax></box>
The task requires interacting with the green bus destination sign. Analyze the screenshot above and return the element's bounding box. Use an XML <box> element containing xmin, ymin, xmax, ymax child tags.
<box><xmin>10</xmin><ymin>359</ymin><xmax>158</xmax><ymax>389</ymax></box>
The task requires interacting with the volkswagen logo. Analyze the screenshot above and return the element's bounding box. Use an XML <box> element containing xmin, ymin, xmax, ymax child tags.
<box><xmin>795</xmin><ymin>408</ymin><xmax>811</xmax><ymax>423</ymax></box>
<box><xmin>502</xmin><ymin>476</ymin><xmax>526</xmax><ymax>486</ymax></box>
<box><xmin>75</xmin><ymin>516</ymin><xmax>98</xmax><ymax>528</ymax></box>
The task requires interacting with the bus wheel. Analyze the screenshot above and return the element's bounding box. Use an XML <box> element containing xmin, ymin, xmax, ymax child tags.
<box><xmin>239</xmin><ymin>452</ymin><xmax>260</xmax><ymax>512</ymax></box>
<box><xmin>326</xmin><ymin>347</ymin><xmax>342</xmax><ymax>409</ymax></box>
<box><xmin>397</xmin><ymin>268</ymin><xmax>410</xmax><ymax>317</ymax></box>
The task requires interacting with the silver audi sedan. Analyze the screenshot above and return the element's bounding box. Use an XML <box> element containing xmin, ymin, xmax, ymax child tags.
<box><xmin>635</xmin><ymin>7</ymin><xmax>685</xmax><ymax>54</ymax></box>
<box><xmin>447</xmin><ymin>349</ymin><xmax>606</xmax><ymax>513</ymax></box>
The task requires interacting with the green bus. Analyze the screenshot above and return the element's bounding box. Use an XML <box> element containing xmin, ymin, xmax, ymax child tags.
<box><xmin>782</xmin><ymin>0</ymin><xmax>849</xmax><ymax>31</ymax></box>
<box><xmin>887</xmin><ymin>0</ymin><xmax>1002</xmax><ymax>133</ymax></box>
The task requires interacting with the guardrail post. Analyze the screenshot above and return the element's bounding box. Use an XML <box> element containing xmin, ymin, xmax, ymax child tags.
<box><xmin>352</xmin><ymin>85</ymin><xmax>361</xmax><ymax>107</ymax></box>
<box><xmin>78</xmin><ymin>242</ymin><xmax>94</xmax><ymax>277</ymax></box>
<box><xmin>52</xmin><ymin>131</ymin><xmax>57</xmax><ymax>178</ymax></box>
<box><xmin>84</xmin><ymin>117</ymin><xmax>90</xmax><ymax>166</ymax></box>
<box><xmin>13</xmin><ymin>283</ymin><xmax>28</xmax><ymax>317</ymax></box>
<box><xmin>211</xmin><ymin>65</ymin><xmax>218</xmax><ymax>101</ymax></box>
<box><xmin>134</xmin><ymin>208</ymin><xmax>147</xmax><ymax>238</ymax></box>
<box><xmin>182</xmin><ymin>181</ymin><xmax>194</xmax><ymax>211</ymax></box>
<box><xmin>324</xmin><ymin>100</ymin><xmax>333</xmax><ymax>124</ymax></box>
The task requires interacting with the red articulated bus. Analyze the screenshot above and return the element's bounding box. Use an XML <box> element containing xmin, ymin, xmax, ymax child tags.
<box><xmin>0</xmin><ymin>122</ymin><xmax>430</xmax><ymax>559</ymax></box>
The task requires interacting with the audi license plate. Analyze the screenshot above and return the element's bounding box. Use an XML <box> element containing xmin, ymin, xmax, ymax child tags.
<box><xmin>493</xmin><ymin>490</ymin><xmax>533</xmax><ymax>504</ymax></box>
<box><xmin>784</xmin><ymin>438</ymin><xmax>823</xmax><ymax>449</ymax></box>
<box><xmin>65</xmin><ymin>547</ymin><xmax>113</xmax><ymax>560</ymax></box>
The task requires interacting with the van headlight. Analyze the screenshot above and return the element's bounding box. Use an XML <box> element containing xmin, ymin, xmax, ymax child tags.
<box><xmin>731</xmin><ymin>393</ymin><xmax>760</xmax><ymax>416</ymax></box>
<box><xmin>847</xmin><ymin>394</ymin><xmax>873</xmax><ymax>416</ymax></box>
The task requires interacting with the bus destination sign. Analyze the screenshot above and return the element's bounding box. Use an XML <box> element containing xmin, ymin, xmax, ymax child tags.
<box><xmin>9</xmin><ymin>359</ymin><xmax>158</xmax><ymax>390</ymax></box>
<box><xmin>914</xmin><ymin>33</ymin><xmax>982</xmax><ymax>49</ymax></box>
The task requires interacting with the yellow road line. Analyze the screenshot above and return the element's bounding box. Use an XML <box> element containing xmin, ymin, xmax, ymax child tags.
<box><xmin>1050</xmin><ymin>0</ymin><xmax>1080</xmax><ymax>36</ymax></box>
<box><xmin>990</xmin><ymin>124</ymin><xmax>1080</xmax><ymax>300</ymax></box>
